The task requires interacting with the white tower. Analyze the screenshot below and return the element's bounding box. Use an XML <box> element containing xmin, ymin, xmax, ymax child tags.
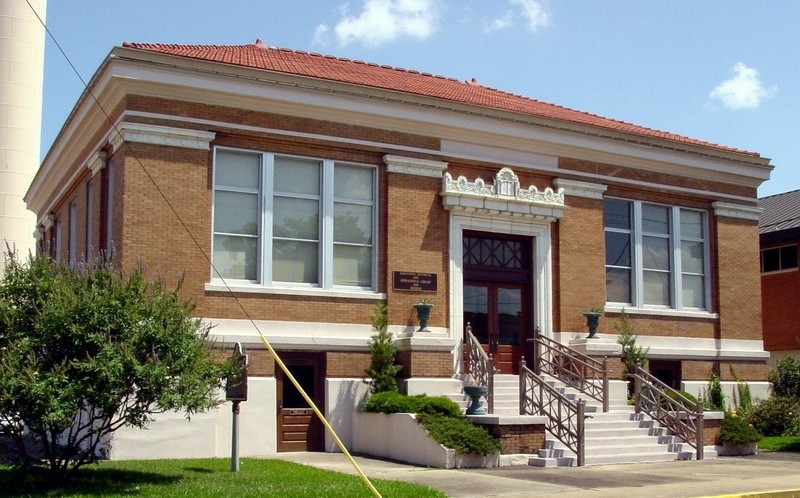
<box><xmin>0</xmin><ymin>0</ymin><xmax>46</xmax><ymax>277</ymax></box>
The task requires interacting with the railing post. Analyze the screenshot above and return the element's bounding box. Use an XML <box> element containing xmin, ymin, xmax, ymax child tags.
<box><xmin>633</xmin><ymin>363</ymin><xmax>642</xmax><ymax>414</ymax></box>
<box><xmin>519</xmin><ymin>357</ymin><xmax>526</xmax><ymax>415</ymax></box>
<box><xmin>602</xmin><ymin>356</ymin><xmax>610</xmax><ymax>413</ymax></box>
<box><xmin>488</xmin><ymin>355</ymin><xmax>495</xmax><ymax>414</ymax></box>
<box><xmin>696</xmin><ymin>397</ymin><xmax>705</xmax><ymax>461</ymax></box>
<box><xmin>577</xmin><ymin>399</ymin><xmax>585</xmax><ymax>467</ymax></box>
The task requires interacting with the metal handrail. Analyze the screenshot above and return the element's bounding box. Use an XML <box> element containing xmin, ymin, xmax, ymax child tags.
<box><xmin>631</xmin><ymin>364</ymin><xmax>704</xmax><ymax>461</ymax></box>
<box><xmin>534</xmin><ymin>336</ymin><xmax>610</xmax><ymax>412</ymax></box>
<box><xmin>519</xmin><ymin>357</ymin><xmax>586</xmax><ymax>466</ymax></box>
<box><xmin>464</xmin><ymin>323</ymin><xmax>495</xmax><ymax>414</ymax></box>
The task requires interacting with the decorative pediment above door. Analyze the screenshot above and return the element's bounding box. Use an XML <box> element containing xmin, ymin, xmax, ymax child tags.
<box><xmin>441</xmin><ymin>167</ymin><xmax>565</xmax><ymax>221</ymax></box>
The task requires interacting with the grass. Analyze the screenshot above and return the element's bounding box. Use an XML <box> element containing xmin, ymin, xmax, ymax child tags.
<box><xmin>0</xmin><ymin>458</ymin><xmax>446</xmax><ymax>497</ymax></box>
<box><xmin>759</xmin><ymin>436</ymin><xmax>800</xmax><ymax>452</ymax></box>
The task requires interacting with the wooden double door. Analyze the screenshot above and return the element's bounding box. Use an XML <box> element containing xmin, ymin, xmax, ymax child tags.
<box><xmin>463</xmin><ymin>232</ymin><xmax>533</xmax><ymax>374</ymax></box>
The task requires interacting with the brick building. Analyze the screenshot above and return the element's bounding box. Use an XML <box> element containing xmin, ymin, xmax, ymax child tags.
<box><xmin>25</xmin><ymin>41</ymin><xmax>771</xmax><ymax>458</ymax></box>
<box><xmin>759</xmin><ymin>189</ymin><xmax>800</xmax><ymax>367</ymax></box>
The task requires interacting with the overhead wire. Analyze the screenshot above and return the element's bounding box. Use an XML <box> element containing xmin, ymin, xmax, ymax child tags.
<box><xmin>24</xmin><ymin>2</ymin><xmax>380</xmax><ymax>496</ymax></box>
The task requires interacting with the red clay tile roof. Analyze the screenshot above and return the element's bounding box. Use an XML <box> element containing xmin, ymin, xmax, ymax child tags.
<box><xmin>121</xmin><ymin>40</ymin><xmax>759</xmax><ymax>157</ymax></box>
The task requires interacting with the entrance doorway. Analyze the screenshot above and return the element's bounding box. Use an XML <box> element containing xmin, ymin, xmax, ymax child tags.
<box><xmin>276</xmin><ymin>353</ymin><xmax>324</xmax><ymax>452</ymax></box>
<box><xmin>462</xmin><ymin>231</ymin><xmax>533</xmax><ymax>374</ymax></box>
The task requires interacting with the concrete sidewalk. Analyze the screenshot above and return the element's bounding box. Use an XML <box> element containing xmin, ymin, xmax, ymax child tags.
<box><xmin>273</xmin><ymin>451</ymin><xmax>800</xmax><ymax>498</ymax></box>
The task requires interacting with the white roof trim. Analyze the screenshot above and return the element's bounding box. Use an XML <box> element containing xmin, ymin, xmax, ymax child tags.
<box><xmin>109</xmin><ymin>122</ymin><xmax>217</xmax><ymax>152</ymax></box>
<box><xmin>384</xmin><ymin>154</ymin><xmax>448</xmax><ymax>177</ymax></box>
<box><xmin>713</xmin><ymin>201</ymin><xmax>762</xmax><ymax>221</ymax></box>
<box><xmin>554</xmin><ymin>178</ymin><xmax>608</xmax><ymax>200</ymax></box>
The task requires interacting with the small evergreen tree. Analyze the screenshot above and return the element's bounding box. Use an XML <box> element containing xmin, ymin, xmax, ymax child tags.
<box><xmin>614</xmin><ymin>309</ymin><xmax>648</xmax><ymax>397</ymax></box>
<box><xmin>703</xmin><ymin>372</ymin><xmax>726</xmax><ymax>411</ymax></box>
<box><xmin>365</xmin><ymin>303</ymin><xmax>401</xmax><ymax>394</ymax></box>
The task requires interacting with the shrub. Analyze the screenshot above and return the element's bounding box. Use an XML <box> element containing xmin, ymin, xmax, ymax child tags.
<box><xmin>769</xmin><ymin>356</ymin><xmax>800</xmax><ymax>399</ymax></box>
<box><xmin>664</xmin><ymin>389</ymin><xmax>698</xmax><ymax>411</ymax></box>
<box><xmin>751</xmin><ymin>396</ymin><xmax>800</xmax><ymax>437</ymax></box>
<box><xmin>364</xmin><ymin>391</ymin><xmax>417</xmax><ymax>413</ymax></box>
<box><xmin>415</xmin><ymin>414</ymin><xmax>501</xmax><ymax>456</ymax></box>
<box><xmin>730</xmin><ymin>367</ymin><xmax>754</xmax><ymax>420</ymax></box>
<box><xmin>365</xmin><ymin>303</ymin><xmax>402</xmax><ymax>394</ymax></box>
<box><xmin>363</xmin><ymin>392</ymin><xmax>500</xmax><ymax>455</ymax></box>
<box><xmin>719</xmin><ymin>412</ymin><xmax>762</xmax><ymax>445</ymax></box>
<box><xmin>704</xmin><ymin>373</ymin><xmax>726</xmax><ymax>411</ymax></box>
<box><xmin>412</xmin><ymin>395</ymin><xmax>463</xmax><ymax>418</ymax></box>
<box><xmin>614</xmin><ymin>309</ymin><xmax>648</xmax><ymax>397</ymax></box>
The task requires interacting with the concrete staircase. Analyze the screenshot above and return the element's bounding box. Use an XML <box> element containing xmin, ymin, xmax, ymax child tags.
<box><xmin>453</xmin><ymin>373</ymin><xmax>712</xmax><ymax>467</ymax></box>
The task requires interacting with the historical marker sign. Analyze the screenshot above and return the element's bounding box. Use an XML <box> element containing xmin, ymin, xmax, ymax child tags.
<box><xmin>392</xmin><ymin>271</ymin><xmax>437</xmax><ymax>292</ymax></box>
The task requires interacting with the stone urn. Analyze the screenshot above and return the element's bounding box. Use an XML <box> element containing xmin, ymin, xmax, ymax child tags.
<box><xmin>463</xmin><ymin>385</ymin><xmax>488</xmax><ymax>415</ymax></box>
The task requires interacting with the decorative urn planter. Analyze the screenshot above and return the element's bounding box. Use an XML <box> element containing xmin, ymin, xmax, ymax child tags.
<box><xmin>463</xmin><ymin>385</ymin><xmax>488</xmax><ymax>415</ymax></box>
<box><xmin>413</xmin><ymin>302</ymin><xmax>434</xmax><ymax>332</ymax></box>
<box><xmin>582</xmin><ymin>309</ymin><xmax>603</xmax><ymax>339</ymax></box>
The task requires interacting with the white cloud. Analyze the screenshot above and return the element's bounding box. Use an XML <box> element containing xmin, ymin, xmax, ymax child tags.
<box><xmin>486</xmin><ymin>0</ymin><xmax>549</xmax><ymax>33</ymax></box>
<box><xmin>512</xmin><ymin>0</ymin><xmax>550</xmax><ymax>32</ymax></box>
<box><xmin>312</xmin><ymin>24</ymin><xmax>331</xmax><ymax>47</ymax></box>
<box><xmin>332</xmin><ymin>0</ymin><xmax>438</xmax><ymax>47</ymax></box>
<box><xmin>709</xmin><ymin>62</ymin><xmax>776</xmax><ymax>110</ymax></box>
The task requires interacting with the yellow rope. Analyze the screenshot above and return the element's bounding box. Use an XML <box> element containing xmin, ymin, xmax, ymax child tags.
<box><xmin>255</xmin><ymin>334</ymin><xmax>382</xmax><ymax>498</ymax></box>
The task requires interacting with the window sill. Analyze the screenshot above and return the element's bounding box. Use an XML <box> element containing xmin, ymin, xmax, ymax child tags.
<box><xmin>604</xmin><ymin>305</ymin><xmax>718</xmax><ymax>320</ymax></box>
<box><xmin>205</xmin><ymin>282</ymin><xmax>386</xmax><ymax>300</ymax></box>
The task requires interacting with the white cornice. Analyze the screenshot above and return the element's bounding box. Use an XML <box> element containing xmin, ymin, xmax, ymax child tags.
<box><xmin>712</xmin><ymin>201</ymin><xmax>762</xmax><ymax>221</ymax></box>
<box><xmin>384</xmin><ymin>154</ymin><xmax>448</xmax><ymax>177</ymax></box>
<box><xmin>442</xmin><ymin>167</ymin><xmax>565</xmax><ymax>221</ymax></box>
<box><xmin>87</xmin><ymin>150</ymin><xmax>107</xmax><ymax>176</ymax></box>
<box><xmin>42</xmin><ymin>213</ymin><xmax>54</xmax><ymax>230</ymax></box>
<box><xmin>554</xmin><ymin>178</ymin><xmax>608</xmax><ymax>200</ymax></box>
<box><xmin>109</xmin><ymin>122</ymin><xmax>216</xmax><ymax>153</ymax></box>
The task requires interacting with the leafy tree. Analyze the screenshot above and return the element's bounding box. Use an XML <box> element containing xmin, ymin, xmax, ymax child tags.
<box><xmin>365</xmin><ymin>303</ymin><xmax>401</xmax><ymax>394</ymax></box>
<box><xmin>769</xmin><ymin>356</ymin><xmax>800</xmax><ymax>399</ymax></box>
<box><xmin>0</xmin><ymin>253</ymin><xmax>233</xmax><ymax>481</ymax></box>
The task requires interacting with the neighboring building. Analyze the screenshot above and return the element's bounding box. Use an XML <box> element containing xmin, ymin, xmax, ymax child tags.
<box><xmin>25</xmin><ymin>41</ymin><xmax>772</xmax><ymax>459</ymax></box>
<box><xmin>759</xmin><ymin>189</ymin><xmax>800</xmax><ymax>367</ymax></box>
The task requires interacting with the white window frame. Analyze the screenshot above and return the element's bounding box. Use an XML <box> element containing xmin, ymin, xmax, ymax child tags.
<box><xmin>210</xmin><ymin>146</ymin><xmax>380</xmax><ymax>297</ymax></box>
<box><xmin>68</xmin><ymin>200</ymin><xmax>78</xmax><ymax>264</ymax></box>
<box><xmin>605</xmin><ymin>197</ymin><xmax>711</xmax><ymax>312</ymax></box>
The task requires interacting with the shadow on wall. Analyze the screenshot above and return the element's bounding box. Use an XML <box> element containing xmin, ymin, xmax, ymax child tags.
<box><xmin>325</xmin><ymin>378</ymin><xmax>371</xmax><ymax>453</ymax></box>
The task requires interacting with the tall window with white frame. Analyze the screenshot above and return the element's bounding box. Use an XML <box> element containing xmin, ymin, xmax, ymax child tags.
<box><xmin>85</xmin><ymin>179</ymin><xmax>93</xmax><ymax>256</ymax></box>
<box><xmin>604</xmin><ymin>198</ymin><xmax>709</xmax><ymax>311</ymax></box>
<box><xmin>211</xmin><ymin>148</ymin><xmax>377</xmax><ymax>291</ymax></box>
<box><xmin>68</xmin><ymin>200</ymin><xmax>78</xmax><ymax>264</ymax></box>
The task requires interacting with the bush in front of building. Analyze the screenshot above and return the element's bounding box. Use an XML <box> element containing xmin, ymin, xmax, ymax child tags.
<box><xmin>719</xmin><ymin>412</ymin><xmax>762</xmax><ymax>445</ymax></box>
<box><xmin>0</xmin><ymin>253</ymin><xmax>235</xmax><ymax>482</ymax></box>
<box><xmin>769</xmin><ymin>356</ymin><xmax>800</xmax><ymax>399</ymax></box>
<box><xmin>363</xmin><ymin>392</ymin><xmax>499</xmax><ymax>455</ymax></box>
<box><xmin>750</xmin><ymin>395</ymin><xmax>800</xmax><ymax>436</ymax></box>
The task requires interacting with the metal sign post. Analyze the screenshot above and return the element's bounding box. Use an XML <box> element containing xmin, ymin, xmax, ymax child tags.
<box><xmin>225</xmin><ymin>342</ymin><xmax>248</xmax><ymax>472</ymax></box>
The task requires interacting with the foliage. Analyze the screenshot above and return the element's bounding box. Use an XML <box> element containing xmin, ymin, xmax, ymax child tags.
<box><xmin>703</xmin><ymin>373</ymin><xmax>726</xmax><ymax>411</ymax></box>
<box><xmin>769</xmin><ymin>356</ymin><xmax>800</xmax><ymax>399</ymax></box>
<box><xmin>414</xmin><ymin>298</ymin><xmax>433</xmax><ymax>307</ymax></box>
<box><xmin>719</xmin><ymin>412</ymin><xmax>762</xmax><ymax>445</ymax></box>
<box><xmin>751</xmin><ymin>395</ymin><xmax>800</xmax><ymax>437</ymax></box>
<box><xmin>364</xmin><ymin>303</ymin><xmax>401</xmax><ymax>394</ymax></box>
<box><xmin>730</xmin><ymin>367</ymin><xmax>754</xmax><ymax>420</ymax></box>
<box><xmin>364</xmin><ymin>392</ymin><xmax>499</xmax><ymax>455</ymax></box>
<box><xmin>0</xmin><ymin>254</ymin><xmax>233</xmax><ymax>481</ymax></box>
<box><xmin>583</xmin><ymin>306</ymin><xmax>603</xmax><ymax>315</ymax></box>
<box><xmin>664</xmin><ymin>389</ymin><xmax>698</xmax><ymax>411</ymax></box>
<box><xmin>363</xmin><ymin>392</ymin><xmax>462</xmax><ymax>418</ymax></box>
<box><xmin>614</xmin><ymin>309</ymin><xmax>648</xmax><ymax>374</ymax></box>
<box><xmin>0</xmin><ymin>458</ymin><xmax>446</xmax><ymax>497</ymax></box>
<box><xmin>415</xmin><ymin>414</ymin><xmax>501</xmax><ymax>456</ymax></box>
<box><xmin>758</xmin><ymin>435</ymin><xmax>800</xmax><ymax>452</ymax></box>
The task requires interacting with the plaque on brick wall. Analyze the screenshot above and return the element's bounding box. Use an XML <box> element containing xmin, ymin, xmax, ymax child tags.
<box><xmin>392</xmin><ymin>271</ymin><xmax>437</xmax><ymax>292</ymax></box>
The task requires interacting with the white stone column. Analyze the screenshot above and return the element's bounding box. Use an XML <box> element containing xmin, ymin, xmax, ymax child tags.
<box><xmin>0</xmin><ymin>0</ymin><xmax>46</xmax><ymax>275</ymax></box>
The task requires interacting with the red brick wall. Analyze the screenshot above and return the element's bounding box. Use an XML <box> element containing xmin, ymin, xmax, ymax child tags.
<box><xmin>480</xmin><ymin>423</ymin><xmax>546</xmax><ymax>454</ymax></box>
<box><xmin>761</xmin><ymin>243</ymin><xmax>800</xmax><ymax>351</ymax></box>
<box><xmin>716</xmin><ymin>217</ymin><xmax>763</xmax><ymax>341</ymax></box>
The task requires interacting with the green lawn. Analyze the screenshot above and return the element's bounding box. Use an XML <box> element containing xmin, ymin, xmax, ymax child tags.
<box><xmin>0</xmin><ymin>458</ymin><xmax>446</xmax><ymax>497</ymax></box>
<box><xmin>759</xmin><ymin>436</ymin><xmax>800</xmax><ymax>452</ymax></box>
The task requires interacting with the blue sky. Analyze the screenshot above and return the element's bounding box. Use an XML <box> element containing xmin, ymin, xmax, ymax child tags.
<box><xmin>39</xmin><ymin>0</ymin><xmax>799</xmax><ymax>197</ymax></box>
